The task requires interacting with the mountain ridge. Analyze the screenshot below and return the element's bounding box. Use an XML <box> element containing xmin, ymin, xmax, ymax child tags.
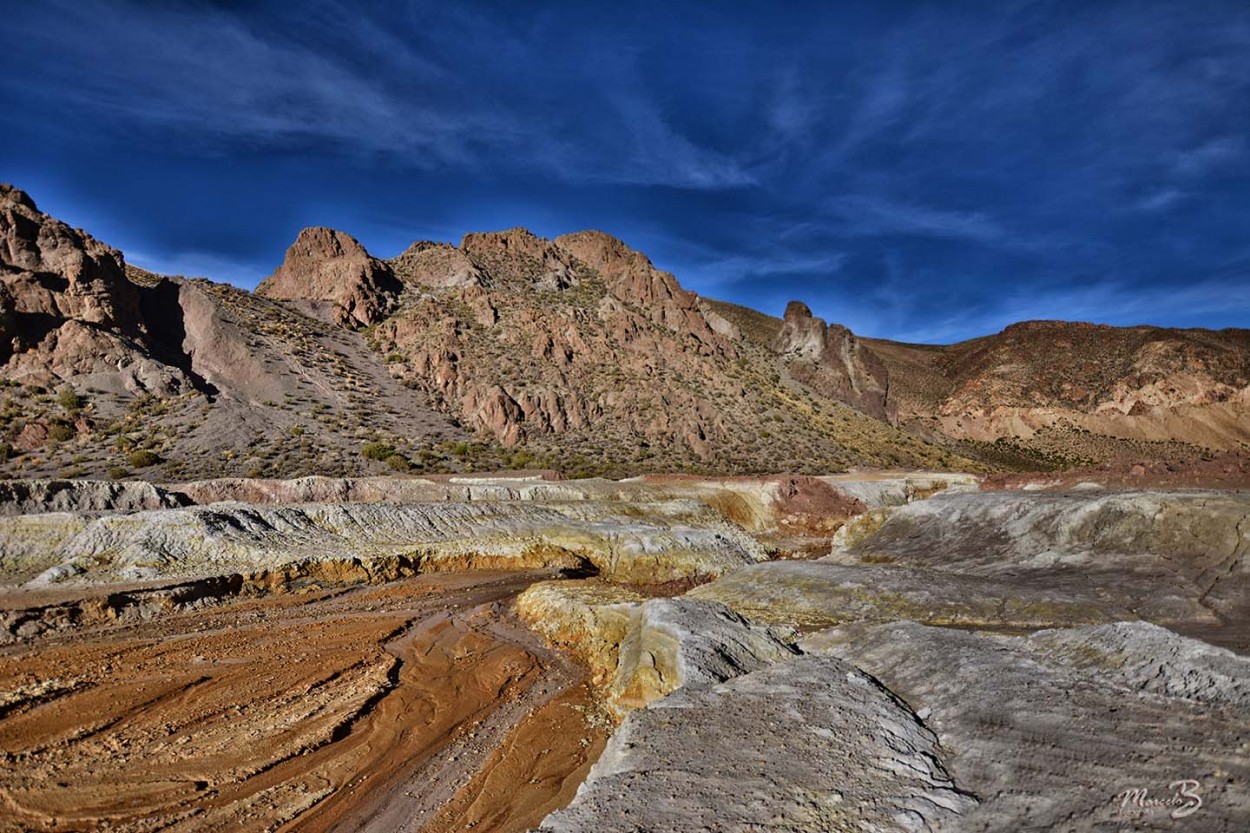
<box><xmin>2</xmin><ymin>182</ymin><xmax>1246</xmax><ymax>480</ymax></box>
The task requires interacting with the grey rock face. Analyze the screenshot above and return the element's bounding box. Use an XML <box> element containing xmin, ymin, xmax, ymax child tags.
<box><xmin>538</xmin><ymin>654</ymin><xmax>977</xmax><ymax>833</ymax></box>
<box><xmin>517</xmin><ymin>581</ymin><xmax>797</xmax><ymax>717</ymax></box>
<box><xmin>804</xmin><ymin>621</ymin><xmax>1250</xmax><ymax>831</ymax></box>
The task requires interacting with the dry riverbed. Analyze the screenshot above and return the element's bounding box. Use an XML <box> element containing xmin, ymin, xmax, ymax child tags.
<box><xmin>0</xmin><ymin>571</ymin><xmax>607</xmax><ymax>832</ymax></box>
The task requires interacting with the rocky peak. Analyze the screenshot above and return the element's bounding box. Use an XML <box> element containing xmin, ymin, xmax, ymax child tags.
<box><xmin>389</xmin><ymin>241</ymin><xmax>486</xmax><ymax>289</ymax></box>
<box><xmin>256</xmin><ymin>227</ymin><xmax>401</xmax><ymax>328</ymax></box>
<box><xmin>554</xmin><ymin>230</ymin><xmax>654</xmax><ymax>284</ymax></box>
<box><xmin>0</xmin><ymin>184</ymin><xmax>198</xmax><ymax>397</ymax></box>
<box><xmin>1</xmin><ymin>182</ymin><xmax>144</xmax><ymax>334</ymax></box>
<box><xmin>773</xmin><ymin>301</ymin><xmax>825</xmax><ymax>359</ymax></box>
<box><xmin>555</xmin><ymin>230</ymin><xmax>725</xmax><ymax>349</ymax></box>
<box><xmin>783</xmin><ymin>300</ymin><xmax>814</xmax><ymax>320</ymax></box>
<box><xmin>460</xmin><ymin>228</ymin><xmax>577</xmax><ymax>291</ymax></box>
<box><xmin>0</xmin><ymin>183</ymin><xmax>37</xmax><ymax>212</ymax></box>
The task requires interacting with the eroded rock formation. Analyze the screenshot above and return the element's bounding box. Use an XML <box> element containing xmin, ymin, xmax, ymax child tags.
<box><xmin>256</xmin><ymin>226</ymin><xmax>401</xmax><ymax>327</ymax></box>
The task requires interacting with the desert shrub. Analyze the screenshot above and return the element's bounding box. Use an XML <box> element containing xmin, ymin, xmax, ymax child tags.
<box><xmin>507</xmin><ymin>449</ymin><xmax>535</xmax><ymax>469</ymax></box>
<box><xmin>289</xmin><ymin>425</ymin><xmax>305</xmax><ymax>436</ymax></box>
<box><xmin>0</xmin><ymin>443</ymin><xmax>10</xmax><ymax>463</ymax></box>
<box><xmin>362</xmin><ymin>441</ymin><xmax>396</xmax><ymax>461</ymax></box>
<box><xmin>127</xmin><ymin>449</ymin><xmax>162</xmax><ymax>468</ymax></box>
<box><xmin>57</xmin><ymin>386</ymin><xmax>83</xmax><ymax>411</ymax></box>
<box><xmin>48</xmin><ymin>423</ymin><xmax>76</xmax><ymax>442</ymax></box>
<box><xmin>107</xmin><ymin>466</ymin><xmax>129</xmax><ymax>480</ymax></box>
<box><xmin>384</xmin><ymin>453</ymin><xmax>411</xmax><ymax>472</ymax></box>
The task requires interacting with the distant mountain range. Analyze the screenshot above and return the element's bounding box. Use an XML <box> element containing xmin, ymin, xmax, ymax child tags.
<box><xmin>2</xmin><ymin>182</ymin><xmax>1246</xmax><ymax>480</ymax></box>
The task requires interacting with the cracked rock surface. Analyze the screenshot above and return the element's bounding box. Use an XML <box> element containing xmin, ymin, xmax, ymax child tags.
<box><xmin>537</xmin><ymin>654</ymin><xmax>977</xmax><ymax>833</ymax></box>
<box><xmin>804</xmin><ymin>621</ymin><xmax>1250</xmax><ymax>831</ymax></box>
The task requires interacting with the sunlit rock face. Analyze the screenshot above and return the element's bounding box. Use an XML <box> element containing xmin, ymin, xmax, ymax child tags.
<box><xmin>256</xmin><ymin>226</ymin><xmax>402</xmax><ymax>327</ymax></box>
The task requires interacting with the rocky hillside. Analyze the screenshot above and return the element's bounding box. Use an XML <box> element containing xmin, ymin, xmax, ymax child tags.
<box><xmin>4</xmin><ymin>181</ymin><xmax>1245</xmax><ymax>480</ymax></box>
<box><xmin>0</xmin><ymin>184</ymin><xmax>962</xmax><ymax>481</ymax></box>
<box><xmin>866</xmin><ymin>321</ymin><xmax>1250</xmax><ymax>466</ymax></box>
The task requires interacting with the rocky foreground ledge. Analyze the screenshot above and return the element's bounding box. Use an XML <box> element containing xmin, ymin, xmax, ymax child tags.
<box><xmin>1</xmin><ymin>472</ymin><xmax>1248</xmax><ymax>831</ymax></box>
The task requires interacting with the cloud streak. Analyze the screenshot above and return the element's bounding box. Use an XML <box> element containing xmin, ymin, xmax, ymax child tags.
<box><xmin>1</xmin><ymin>0</ymin><xmax>1247</xmax><ymax>342</ymax></box>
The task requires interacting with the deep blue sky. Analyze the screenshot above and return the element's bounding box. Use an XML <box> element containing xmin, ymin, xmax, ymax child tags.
<box><xmin>2</xmin><ymin>1</ymin><xmax>1248</xmax><ymax>343</ymax></box>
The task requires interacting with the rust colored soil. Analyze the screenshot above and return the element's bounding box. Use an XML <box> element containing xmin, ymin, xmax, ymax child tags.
<box><xmin>0</xmin><ymin>571</ymin><xmax>607</xmax><ymax>832</ymax></box>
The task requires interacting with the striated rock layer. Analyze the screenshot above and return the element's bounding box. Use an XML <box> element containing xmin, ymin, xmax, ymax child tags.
<box><xmin>2</xmin><ymin>498</ymin><xmax>766</xmax><ymax>589</ymax></box>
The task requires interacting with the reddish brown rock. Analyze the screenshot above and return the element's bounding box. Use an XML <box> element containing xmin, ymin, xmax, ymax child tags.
<box><xmin>867</xmin><ymin>320</ymin><xmax>1250</xmax><ymax>458</ymax></box>
<box><xmin>555</xmin><ymin>230</ymin><xmax>726</xmax><ymax>351</ymax></box>
<box><xmin>13</xmin><ymin>421</ymin><xmax>49</xmax><ymax>451</ymax></box>
<box><xmin>389</xmin><ymin>241</ymin><xmax>486</xmax><ymax>288</ymax></box>
<box><xmin>461</xmin><ymin>228</ymin><xmax>577</xmax><ymax>291</ymax></box>
<box><xmin>1</xmin><ymin>183</ymin><xmax>143</xmax><ymax>336</ymax></box>
<box><xmin>463</xmin><ymin>384</ymin><xmax>525</xmax><ymax>447</ymax></box>
<box><xmin>256</xmin><ymin>227</ymin><xmax>401</xmax><ymax>327</ymax></box>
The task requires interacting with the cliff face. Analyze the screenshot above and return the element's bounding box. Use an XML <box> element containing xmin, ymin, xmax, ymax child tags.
<box><xmin>368</xmin><ymin>227</ymin><xmax>948</xmax><ymax>472</ymax></box>
<box><xmin>0</xmin><ymin>184</ymin><xmax>191</xmax><ymax>398</ymax></box>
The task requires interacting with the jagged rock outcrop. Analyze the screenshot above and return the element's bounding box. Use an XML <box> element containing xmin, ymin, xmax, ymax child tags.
<box><xmin>460</xmin><ymin>227</ymin><xmax>578</xmax><ymax>291</ymax></box>
<box><xmin>256</xmin><ymin>226</ymin><xmax>401</xmax><ymax>327</ymax></box>
<box><xmin>804</xmin><ymin>621</ymin><xmax>1250</xmax><ymax>830</ymax></box>
<box><xmin>388</xmin><ymin>241</ymin><xmax>486</xmax><ymax>288</ymax></box>
<box><xmin>555</xmin><ymin>230</ymin><xmax>726</xmax><ymax>349</ymax></box>
<box><xmin>772</xmin><ymin>300</ymin><xmax>892</xmax><ymax>421</ymax></box>
<box><xmin>537</xmin><ymin>653</ymin><xmax>977</xmax><ymax>832</ymax></box>
<box><xmin>0</xmin><ymin>184</ymin><xmax>142</xmax><ymax>334</ymax></box>
<box><xmin>0</xmin><ymin>183</ymin><xmax>194</xmax><ymax>396</ymax></box>
<box><xmin>1</xmin><ymin>184</ymin><xmax>973</xmax><ymax>479</ymax></box>
<box><xmin>516</xmin><ymin>581</ymin><xmax>797</xmax><ymax>718</ymax></box>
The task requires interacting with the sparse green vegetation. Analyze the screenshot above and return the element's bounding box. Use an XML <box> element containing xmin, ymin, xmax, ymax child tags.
<box><xmin>56</xmin><ymin>386</ymin><xmax>83</xmax><ymax>411</ymax></box>
<box><xmin>127</xmin><ymin>449</ymin><xmax>162</xmax><ymax>468</ymax></box>
<box><xmin>362</xmin><ymin>441</ymin><xmax>396</xmax><ymax>462</ymax></box>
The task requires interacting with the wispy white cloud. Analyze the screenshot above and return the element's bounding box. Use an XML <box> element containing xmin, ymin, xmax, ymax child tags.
<box><xmin>826</xmin><ymin>195</ymin><xmax>1007</xmax><ymax>244</ymax></box>
<box><xmin>892</xmin><ymin>274</ymin><xmax>1250</xmax><ymax>344</ymax></box>
<box><xmin>0</xmin><ymin>0</ymin><xmax>753</xmax><ymax>191</ymax></box>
